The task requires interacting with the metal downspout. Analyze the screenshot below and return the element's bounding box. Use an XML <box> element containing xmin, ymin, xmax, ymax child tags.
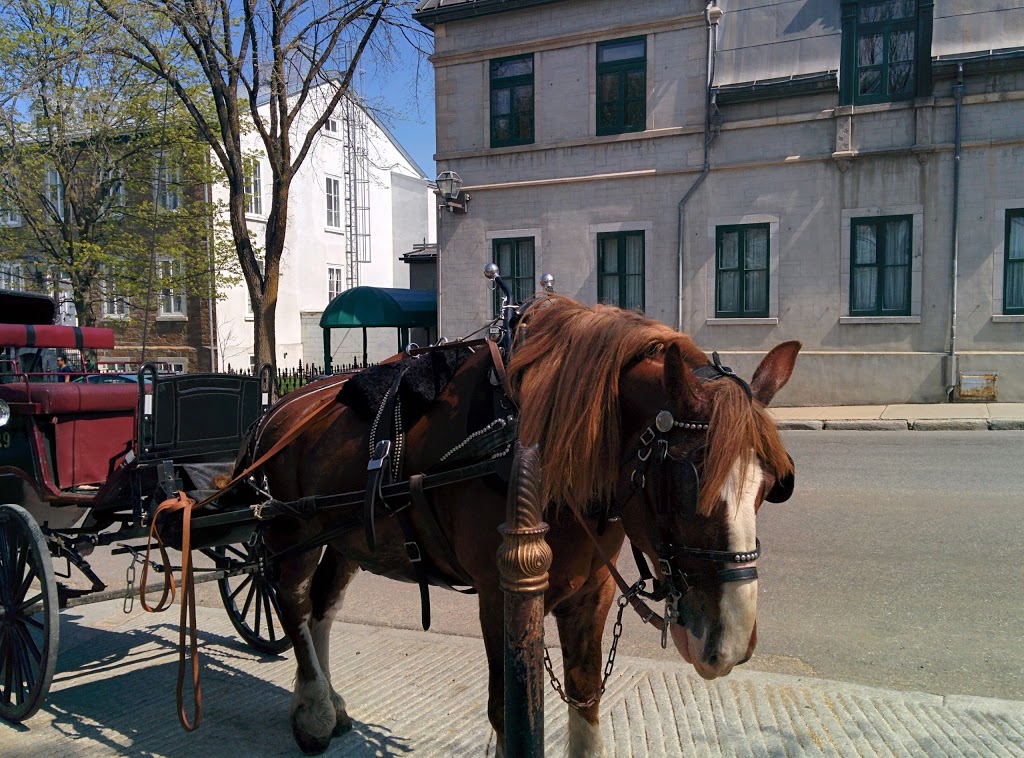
<box><xmin>946</xmin><ymin>64</ymin><xmax>964</xmax><ymax>399</ymax></box>
<box><xmin>677</xmin><ymin>2</ymin><xmax>722</xmax><ymax>331</ymax></box>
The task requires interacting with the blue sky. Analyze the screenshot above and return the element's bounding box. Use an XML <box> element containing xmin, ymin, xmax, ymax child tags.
<box><xmin>361</xmin><ymin>31</ymin><xmax>437</xmax><ymax>179</ymax></box>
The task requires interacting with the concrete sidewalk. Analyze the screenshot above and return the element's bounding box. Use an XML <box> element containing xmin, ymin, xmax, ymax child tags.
<box><xmin>770</xmin><ymin>402</ymin><xmax>1024</xmax><ymax>431</ymax></box>
<box><xmin>6</xmin><ymin>599</ymin><xmax>1023</xmax><ymax>757</ymax></box>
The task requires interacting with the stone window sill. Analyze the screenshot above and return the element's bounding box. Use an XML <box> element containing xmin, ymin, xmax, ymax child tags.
<box><xmin>991</xmin><ymin>314</ymin><xmax>1024</xmax><ymax>323</ymax></box>
<box><xmin>705</xmin><ymin>317</ymin><xmax>778</xmax><ymax>325</ymax></box>
<box><xmin>839</xmin><ymin>316</ymin><xmax>920</xmax><ymax>324</ymax></box>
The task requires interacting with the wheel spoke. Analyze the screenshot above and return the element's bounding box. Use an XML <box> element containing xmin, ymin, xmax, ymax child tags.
<box><xmin>12</xmin><ymin>534</ymin><xmax>29</xmax><ymax>598</ymax></box>
<box><xmin>16</xmin><ymin>565</ymin><xmax>38</xmax><ymax>606</ymax></box>
<box><xmin>224</xmin><ymin>545</ymin><xmax>247</xmax><ymax>563</ymax></box>
<box><xmin>17</xmin><ymin>592</ymin><xmax>43</xmax><ymax>614</ymax></box>
<box><xmin>13</xmin><ymin>621</ymin><xmax>42</xmax><ymax>666</ymax></box>
<box><xmin>240</xmin><ymin>577</ymin><xmax>258</xmax><ymax>624</ymax></box>
<box><xmin>261</xmin><ymin>584</ymin><xmax>276</xmax><ymax>641</ymax></box>
<box><xmin>249</xmin><ymin>581</ymin><xmax>262</xmax><ymax>635</ymax></box>
<box><xmin>229</xmin><ymin>573</ymin><xmax>253</xmax><ymax>602</ymax></box>
<box><xmin>21</xmin><ymin>615</ymin><xmax>44</xmax><ymax>631</ymax></box>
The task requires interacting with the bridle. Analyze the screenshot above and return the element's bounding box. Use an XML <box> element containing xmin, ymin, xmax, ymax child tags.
<box><xmin>626</xmin><ymin>353</ymin><xmax>794</xmax><ymax>619</ymax></box>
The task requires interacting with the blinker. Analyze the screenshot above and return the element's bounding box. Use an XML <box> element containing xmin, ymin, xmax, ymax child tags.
<box><xmin>655</xmin><ymin>410</ymin><xmax>674</xmax><ymax>433</ymax></box>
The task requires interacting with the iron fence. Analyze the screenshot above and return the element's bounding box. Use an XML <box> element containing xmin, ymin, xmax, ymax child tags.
<box><xmin>224</xmin><ymin>358</ymin><xmax>370</xmax><ymax>397</ymax></box>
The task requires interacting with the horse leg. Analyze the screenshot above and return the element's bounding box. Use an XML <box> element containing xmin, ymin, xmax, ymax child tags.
<box><xmin>308</xmin><ymin>547</ymin><xmax>360</xmax><ymax>736</ymax></box>
<box><xmin>552</xmin><ymin>572</ymin><xmax>617</xmax><ymax>758</ymax></box>
<box><xmin>275</xmin><ymin>548</ymin><xmax>338</xmax><ymax>755</ymax></box>
<box><xmin>478</xmin><ymin>588</ymin><xmax>507</xmax><ymax>758</ymax></box>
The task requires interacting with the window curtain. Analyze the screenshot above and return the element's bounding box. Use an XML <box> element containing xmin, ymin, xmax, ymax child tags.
<box><xmin>744</xmin><ymin>228</ymin><xmax>768</xmax><ymax>313</ymax></box>
<box><xmin>624</xmin><ymin>233</ymin><xmax>644</xmax><ymax>310</ymax></box>
<box><xmin>718</xmin><ymin>231</ymin><xmax>740</xmax><ymax>313</ymax></box>
<box><xmin>853</xmin><ymin>224</ymin><xmax>878</xmax><ymax>311</ymax></box>
<box><xmin>1008</xmin><ymin>215</ymin><xmax>1024</xmax><ymax>309</ymax></box>
<box><xmin>883</xmin><ymin>219</ymin><xmax>910</xmax><ymax>311</ymax></box>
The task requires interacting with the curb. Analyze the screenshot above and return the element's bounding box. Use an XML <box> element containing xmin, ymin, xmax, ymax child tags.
<box><xmin>824</xmin><ymin>419</ymin><xmax>909</xmax><ymax>431</ymax></box>
<box><xmin>991</xmin><ymin>419</ymin><xmax>1024</xmax><ymax>430</ymax></box>
<box><xmin>912</xmin><ymin>419</ymin><xmax>990</xmax><ymax>431</ymax></box>
<box><xmin>775</xmin><ymin>419</ymin><xmax>825</xmax><ymax>430</ymax></box>
<box><xmin>777</xmin><ymin>418</ymin><xmax>1024</xmax><ymax>431</ymax></box>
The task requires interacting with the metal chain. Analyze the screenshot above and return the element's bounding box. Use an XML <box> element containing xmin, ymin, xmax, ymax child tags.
<box><xmin>542</xmin><ymin>591</ymin><xmax>630</xmax><ymax>711</ymax></box>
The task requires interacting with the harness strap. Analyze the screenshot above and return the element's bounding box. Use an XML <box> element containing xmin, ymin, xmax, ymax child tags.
<box><xmin>140</xmin><ymin>491</ymin><xmax>202</xmax><ymax>731</ymax></box>
<box><xmin>139</xmin><ymin>389</ymin><xmax>340</xmax><ymax>731</ymax></box>
<box><xmin>409</xmin><ymin>474</ymin><xmax>477</xmax><ymax>592</ymax></box>
<box><xmin>568</xmin><ymin>506</ymin><xmax>665</xmax><ymax>632</ymax></box>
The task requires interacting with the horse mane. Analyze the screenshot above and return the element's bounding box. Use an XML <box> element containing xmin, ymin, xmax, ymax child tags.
<box><xmin>506</xmin><ymin>295</ymin><xmax>792</xmax><ymax>515</ymax></box>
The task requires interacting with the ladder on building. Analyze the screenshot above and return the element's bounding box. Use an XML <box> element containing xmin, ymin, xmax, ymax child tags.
<box><xmin>342</xmin><ymin>94</ymin><xmax>372</xmax><ymax>291</ymax></box>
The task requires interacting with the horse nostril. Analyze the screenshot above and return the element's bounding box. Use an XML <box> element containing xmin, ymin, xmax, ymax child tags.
<box><xmin>705</xmin><ymin>652</ymin><xmax>720</xmax><ymax>668</ymax></box>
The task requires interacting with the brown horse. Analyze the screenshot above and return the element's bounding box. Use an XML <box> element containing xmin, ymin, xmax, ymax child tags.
<box><xmin>245</xmin><ymin>295</ymin><xmax>799</xmax><ymax>755</ymax></box>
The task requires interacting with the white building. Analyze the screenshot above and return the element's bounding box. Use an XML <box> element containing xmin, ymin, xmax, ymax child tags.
<box><xmin>215</xmin><ymin>85</ymin><xmax>436</xmax><ymax>371</ymax></box>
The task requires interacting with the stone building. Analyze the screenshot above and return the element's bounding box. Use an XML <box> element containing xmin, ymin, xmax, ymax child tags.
<box><xmin>414</xmin><ymin>0</ymin><xmax>1024</xmax><ymax>404</ymax></box>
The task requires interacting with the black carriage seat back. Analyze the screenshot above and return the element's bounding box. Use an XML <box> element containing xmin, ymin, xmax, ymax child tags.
<box><xmin>137</xmin><ymin>371</ymin><xmax>264</xmax><ymax>463</ymax></box>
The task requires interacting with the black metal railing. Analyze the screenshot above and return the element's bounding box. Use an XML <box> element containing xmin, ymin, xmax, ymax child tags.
<box><xmin>225</xmin><ymin>358</ymin><xmax>371</xmax><ymax>396</ymax></box>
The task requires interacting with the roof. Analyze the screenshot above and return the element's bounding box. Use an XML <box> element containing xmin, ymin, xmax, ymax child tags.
<box><xmin>400</xmin><ymin>243</ymin><xmax>438</xmax><ymax>263</ymax></box>
<box><xmin>320</xmin><ymin>286</ymin><xmax>437</xmax><ymax>329</ymax></box>
<box><xmin>414</xmin><ymin>0</ymin><xmax>566</xmax><ymax>27</ymax></box>
<box><xmin>0</xmin><ymin>290</ymin><xmax>56</xmax><ymax>325</ymax></box>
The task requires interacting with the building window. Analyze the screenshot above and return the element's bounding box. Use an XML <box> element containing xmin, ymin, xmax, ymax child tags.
<box><xmin>840</xmin><ymin>0</ymin><xmax>931</xmax><ymax>105</ymax></box>
<box><xmin>0</xmin><ymin>263</ymin><xmax>25</xmax><ymax>291</ymax></box>
<box><xmin>492</xmin><ymin>237</ymin><xmax>535</xmax><ymax>314</ymax></box>
<box><xmin>328</xmin><ymin>266</ymin><xmax>344</xmax><ymax>302</ymax></box>
<box><xmin>324</xmin><ymin>117</ymin><xmax>339</xmax><ymax>134</ymax></box>
<box><xmin>103</xmin><ymin>275</ymin><xmax>127</xmax><ymax>318</ymax></box>
<box><xmin>850</xmin><ymin>216</ymin><xmax>911</xmax><ymax>316</ymax></box>
<box><xmin>715</xmin><ymin>225</ymin><xmax>769</xmax><ymax>318</ymax></box>
<box><xmin>159</xmin><ymin>259</ymin><xmax>185</xmax><ymax>317</ymax></box>
<box><xmin>244</xmin><ymin>158</ymin><xmax>262</xmax><ymax>216</ymax></box>
<box><xmin>45</xmin><ymin>168</ymin><xmax>65</xmax><ymax>220</ymax></box>
<box><xmin>490</xmin><ymin>54</ymin><xmax>534</xmax><ymax>148</ymax></box>
<box><xmin>326</xmin><ymin>176</ymin><xmax>341</xmax><ymax>229</ymax></box>
<box><xmin>155</xmin><ymin>162</ymin><xmax>181</xmax><ymax>211</ymax></box>
<box><xmin>1</xmin><ymin>185</ymin><xmax>21</xmax><ymax>226</ymax></box>
<box><xmin>102</xmin><ymin>169</ymin><xmax>125</xmax><ymax>216</ymax></box>
<box><xmin>1005</xmin><ymin>209</ymin><xmax>1024</xmax><ymax>315</ymax></box>
<box><xmin>597</xmin><ymin>231</ymin><xmax>645</xmax><ymax>311</ymax></box>
<box><xmin>596</xmin><ymin>37</ymin><xmax>646</xmax><ymax>136</ymax></box>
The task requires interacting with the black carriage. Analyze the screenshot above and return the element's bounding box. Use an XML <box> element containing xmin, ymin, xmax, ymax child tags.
<box><xmin>0</xmin><ymin>291</ymin><xmax>289</xmax><ymax>722</ymax></box>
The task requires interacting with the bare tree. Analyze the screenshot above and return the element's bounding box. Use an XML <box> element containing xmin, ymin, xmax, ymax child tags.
<box><xmin>94</xmin><ymin>0</ymin><xmax>424</xmax><ymax>367</ymax></box>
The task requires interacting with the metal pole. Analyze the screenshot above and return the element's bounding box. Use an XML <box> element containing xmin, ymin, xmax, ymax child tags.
<box><xmin>497</xmin><ymin>442</ymin><xmax>551</xmax><ymax>757</ymax></box>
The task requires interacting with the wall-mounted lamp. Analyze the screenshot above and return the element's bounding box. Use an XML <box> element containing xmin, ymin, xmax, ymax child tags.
<box><xmin>436</xmin><ymin>170</ymin><xmax>470</xmax><ymax>213</ymax></box>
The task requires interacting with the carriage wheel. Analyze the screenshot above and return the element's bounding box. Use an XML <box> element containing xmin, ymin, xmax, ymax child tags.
<box><xmin>213</xmin><ymin>544</ymin><xmax>291</xmax><ymax>655</ymax></box>
<box><xmin>0</xmin><ymin>503</ymin><xmax>59</xmax><ymax>723</ymax></box>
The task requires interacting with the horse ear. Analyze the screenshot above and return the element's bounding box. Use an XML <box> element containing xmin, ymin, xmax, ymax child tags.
<box><xmin>750</xmin><ymin>341</ymin><xmax>802</xmax><ymax>406</ymax></box>
<box><xmin>664</xmin><ymin>342</ymin><xmax>708</xmax><ymax>408</ymax></box>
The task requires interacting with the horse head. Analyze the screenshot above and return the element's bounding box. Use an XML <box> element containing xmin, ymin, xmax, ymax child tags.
<box><xmin>618</xmin><ymin>339</ymin><xmax>800</xmax><ymax>679</ymax></box>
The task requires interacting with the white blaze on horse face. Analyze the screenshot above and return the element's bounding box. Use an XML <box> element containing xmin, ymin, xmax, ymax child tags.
<box><xmin>716</xmin><ymin>457</ymin><xmax>760</xmax><ymax>669</ymax></box>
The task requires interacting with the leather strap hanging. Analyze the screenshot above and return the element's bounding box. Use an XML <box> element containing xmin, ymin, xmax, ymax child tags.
<box><xmin>139</xmin><ymin>390</ymin><xmax>341</xmax><ymax>731</ymax></box>
<box><xmin>568</xmin><ymin>506</ymin><xmax>665</xmax><ymax>632</ymax></box>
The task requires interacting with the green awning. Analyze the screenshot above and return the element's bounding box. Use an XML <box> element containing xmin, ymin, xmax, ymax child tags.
<box><xmin>319</xmin><ymin>286</ymin><xmax>437</xmax><ymax>329</ymax></box>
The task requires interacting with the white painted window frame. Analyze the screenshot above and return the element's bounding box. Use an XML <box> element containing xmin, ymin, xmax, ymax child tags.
<box><xmin>325</xmin><ymin>175</ymin><xmax>342</xmax><ymax>230</ymax></box>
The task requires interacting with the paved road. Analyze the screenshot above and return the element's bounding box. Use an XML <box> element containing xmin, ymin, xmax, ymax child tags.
<box><xmin>317</xmin><ymin>431</ymin><xmax>1024</xmax><ymax>701</ymax></box>
<box><xmin>82</xmin><ymin>431</ymin><xmax>1024</xmax><ymax>701</ymax></box>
